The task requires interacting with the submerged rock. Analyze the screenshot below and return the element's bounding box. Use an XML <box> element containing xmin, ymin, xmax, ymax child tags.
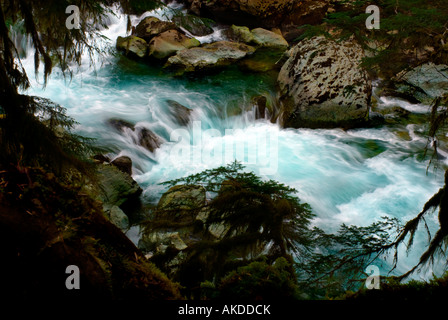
<box><xmin>107</xmin><ymin>118</ymin><xmax>163</xmax><ymax>153</ymax></box>
<box><xmin>228</xmin><ymin>25</ymin><xmax>255</xmax><ymax>44</ymax></box>
<box><xmin>277</xmin><ymin>36</ymin><xmax>371</xmax><ymax>129</ymax></box>
<box><xmin>251</xmin><ymin>27</ymin><xmax>288</xmax><ymax>49</ymax></box>
<box><xmin>107</xmin><ymin>118</ymin><xmax>135</xmax><ymax>131</ymax></box>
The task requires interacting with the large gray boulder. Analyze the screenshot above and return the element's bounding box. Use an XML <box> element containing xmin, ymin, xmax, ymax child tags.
<box><xmin>277</xmin><ymin>36</ymin><xmax>371</xmax><ymax>129</ymax></box>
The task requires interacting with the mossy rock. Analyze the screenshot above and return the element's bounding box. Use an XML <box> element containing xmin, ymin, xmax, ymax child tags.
<box><xmin>96</xmin><ymin>163</ymin><xmax>142</xmax><ymax>208</ymax></box>
<box><xmin>116</xmin><ymin>36</ymin><xmax>148</xmax><ymax>58</ymax></box>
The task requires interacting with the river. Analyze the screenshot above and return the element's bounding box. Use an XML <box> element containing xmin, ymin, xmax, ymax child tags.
<box><xmin>20</xmin><ymin>4</ymin><xmax>446</xmax><ymax>280</ymax></box>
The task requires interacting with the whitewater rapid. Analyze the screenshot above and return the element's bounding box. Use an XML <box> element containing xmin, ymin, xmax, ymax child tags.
<box><xmin>19</xmin><ymin>5</ymin><xmax>446</xmax><ymax>279</ymax></box>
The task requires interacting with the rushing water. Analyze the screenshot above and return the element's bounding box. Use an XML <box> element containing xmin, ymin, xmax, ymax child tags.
<box><xmin>20</xmin><ymin>6</ymin><xmax>447</xmax><ymax>279</ymax></box>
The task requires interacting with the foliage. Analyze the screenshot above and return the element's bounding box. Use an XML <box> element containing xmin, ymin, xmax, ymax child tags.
<box><xmin>0</xmin><ymin>165</ymin><xmax>181</xmax><ymax>301</ymax></box>
<box><xmin>344</xmin><ymin>271</ymin><xmax>448</xmax><ymax>301</ymax></box>
<box><xmin>148</xmin><ymin>162</ymin><xmax>403</xmax><ymax>299</ymax></box>
<box><xmin>298</xmin><ymin>0</ymin><xmax>448</xmax><ymax>77</ymax></box>
<box><xmin>0</xmin><ymin>0</ymin><xmax>156</xmax><ymax>175</ymax></box>
<box><xmin>301</xmin><ymin>217</ymin><xmax>402</xmax><ymax>298</ymax></box>
<box><xmin>162</xmin><ymin>161</ymin><xmax>315</xmax><ymax>259</ymax></box>
<box><xmin>214</xmin><ymin>257</ymin><xmax>300</xmax><ymax>300</ymax></box>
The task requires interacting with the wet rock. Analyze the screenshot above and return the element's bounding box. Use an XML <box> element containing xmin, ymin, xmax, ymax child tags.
<box><xmin>93</xmin><ymin>154</ymin><xmax>111</xmax><ymax>164</ymax></box>
<box><xmin>111</xmin><ymin>156</ymin><xmax>133</xmax><ymax>176</ymax></box>
<box><xmin>166</xmin><ymin>100</ymin><xmax>192</xmax><ymax>126</ymax></box>
<box><xmin>107</xmin><ymin>118</ymin><xmax>135</xmax><ymax>132</ymax></box>
<box><xmin>165</xmin><ymin>40</ymin><xmax>256</xmax><ymax>74</ymax></box>
<box><xmin>228</xmin><ymin>25</ymin><xmax>255</xmax><ymax>44</ymax></box>
<box><xmin>107</xmin><ymin>118</ymin><xmax>163</xmax><ymax>153</ymax></box>
<box><xmin>149</xmin><ymin>29</ymin><xmax>200</xmax><ymax>59</ymax></box>
<box><xmin>172</xmin><ymin>14</ymin><xmax>214</xmax><ymax>37</ymax></box>
<box><xmin>278</xmin><ymin>36</ymin><xmax>371</xmax><ymax>129</ymax></box>
<box><xmin>393</xmin><ymin>63</ymin><xmax>448</xmax><ymax>104</ymax></box>
<box><xmin>137</xmin><ymin>127</ymin><xmax>163</xmax><ymax>152</ymax></box>
<box><xmin>252</xmin><ymin>95</ymin><xmax>267</xmax><ymax>119</ymax></box>
<box><xmin>134</xmin><ymin>16</ymin><xmax>177</xmax><ymax>41</ymax></box>
<box><xmin>116</xmin><ymin>36</ymin><xmax>148</xmax><ymax>58</ymax></box>
<box><xmin>368</xmin><ymin>112</ymin><xmax>386</xmax><ymax>127</ymax></box>
<box><xmin>251</xmin><ymin>28</ymin><xmax>288</xmax><ymax>49</ymax></box>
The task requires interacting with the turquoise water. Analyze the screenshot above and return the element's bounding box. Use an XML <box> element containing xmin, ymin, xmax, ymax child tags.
<box><xmin>22</xmin><ymin>9</ymin><xmax>446</xmax><ymax>279</ymax></box>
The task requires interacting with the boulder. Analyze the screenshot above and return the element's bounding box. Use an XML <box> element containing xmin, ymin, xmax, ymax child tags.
<box><xmin>111</xmin><ymin>155</ymin><xmax>133</xmax><ymax>176</ymax></box>
<box><xmin>107</xmin><ymin>118</ymin><xmax>163</xmax><ymax>153</ymax></box>
<box><xmin>107</xmin><ymin>118</ymin><xmax>135</xmax><ymax>131</ymax></box>
<box><xmin>251</xmin><ymin>28</ymin><xmax>288</xmax><ymax>49</ymax></box>
<box><xmin>105</xmin><ymin>205</ymin><xmax>130</xmax><ymax>230</ymax></box>
<box><xmin>228</xmin><ymin>25</ymin><xmax>255</xmax><ymax>44</ymax></box>
<box><xmin>277</xmin><ymin>36</ymin><xmax>371</xmax><ymax>129</ymax></box>
<box><xmin>179</xmin><ymin>0</ymin><xmax>329</xmax><ymax>41</ymax></box>
<box><xmin>116</xmin><ymin>36</ymin><xmax>148</xmax><ymax>58</ymax></box>
<box><xmin>149</xmin><ymin>29</ymin><xmax>200</xmax><ymax>59</ymax></box>
<box><xmin>166</xmin><ymin>100</ymin><xmax>192</xmax><ymax>126</ymax></box>
<box><xmin>96</xmin><ymin>163</ymin><xmax>142</xmax><ymax>208</ymax></box>
<box><xmin>165</xmin><ymin>40</ymin><xmax>256</xmax><ymax>74</ymax></box>
<box><xmin>228</xmin><ymin>26</ymin><xmax>288</xmax><ymax>72</ymax></box>
<box><xmin>392</xmin><ymin>63</ymin><xmax>448</xmax><ymax>104</ymax></box>
<box><xmin>228</xmin><ymin>25</ymin><xmax>288</xmax><ymax>49</ymax></box>
<box><xmin>134</xmin><ymin>16</ymin><xmax>177</xmax><ymax>41</ymax></box>
<box><xmin>137</xmin><ymin>127</ymin><xmax>163</xmax><ymax>153</ymax></box>
<box><xmin>172</xmin><ymin>14</ymin><xmax>214</xmax><ymax>37</ymax></box>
